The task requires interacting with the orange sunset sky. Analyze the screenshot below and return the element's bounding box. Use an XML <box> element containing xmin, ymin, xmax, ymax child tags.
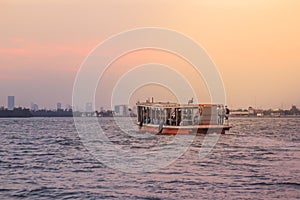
<box><xmin>1</xmin><ymin>0</ymin><xmax>299</xmax><ymax>110</ymax></box>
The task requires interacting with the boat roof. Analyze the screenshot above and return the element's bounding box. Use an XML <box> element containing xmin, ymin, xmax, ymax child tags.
<box><xmin>136</xmin><ymin>101</ymin><xmax>222</xmax><ymax>108</ymax></box>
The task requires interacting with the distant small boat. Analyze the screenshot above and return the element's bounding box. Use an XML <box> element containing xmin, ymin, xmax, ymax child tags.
<box><xmin>136</xmin><ymin>100</ymin><xmax>232</xmax><ymax>135</ymax></box>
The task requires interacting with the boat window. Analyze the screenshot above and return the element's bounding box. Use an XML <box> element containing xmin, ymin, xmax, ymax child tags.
<box><xmin>181</xmin><ymin>108</ymin><xmax>193</xmax><ymax>125</ymax></box>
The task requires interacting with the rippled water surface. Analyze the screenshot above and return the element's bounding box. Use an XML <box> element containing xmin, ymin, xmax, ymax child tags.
<box><xmin>0</xmin><ymin>117</ymin><xmax>299</xmax><ymax>199</ymax></box>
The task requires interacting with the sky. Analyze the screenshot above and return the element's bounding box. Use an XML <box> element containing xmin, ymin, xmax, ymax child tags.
<box><xmin>0</xmin><ymin>0</ymin><xmax>299</xmax><ymax>110</ymax></box>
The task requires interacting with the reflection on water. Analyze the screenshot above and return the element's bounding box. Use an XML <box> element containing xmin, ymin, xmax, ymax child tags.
<box><xmin>0</xmin><ymin>117</ymin><xmax>299</xmax><ymax>199</ymax></box>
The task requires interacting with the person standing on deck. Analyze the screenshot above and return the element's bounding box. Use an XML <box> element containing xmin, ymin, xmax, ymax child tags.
<box><xmin>225</xmin><ymin>106</ymin><xmax>230</xmax><ymax>125</ymax></box>
<box><xmin>221</xmin><ymin>105</ymin><xmax>226</xmax><ymax>124</ymax></box>
<box><xmin>217</xmin><ymin>105</ymin><xmax>221</xmax><ymax>124</ymax></box>
<box><xmin>218</xmin><ymin>105</ymin><xmax>225</xmax><ymax>125</ymax></box>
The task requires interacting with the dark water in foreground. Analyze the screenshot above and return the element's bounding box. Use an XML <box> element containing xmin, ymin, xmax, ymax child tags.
<box><xmin>0</xmin><ymin>117</ymin><xmax>299</xmax><ymax>199</ymax></box>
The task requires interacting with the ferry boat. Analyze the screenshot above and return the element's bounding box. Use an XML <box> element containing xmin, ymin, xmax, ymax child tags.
<box><xmin>136</xmin><ymin>100</ymin><xmax>231</xmax><ymax>135</ymax></box>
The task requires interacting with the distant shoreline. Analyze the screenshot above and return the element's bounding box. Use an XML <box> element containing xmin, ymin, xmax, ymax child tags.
<box><xmin>0</xmin><ymin>107</ymin><xmax>299</xmax><ymax>119</ymax></box>
<box><xmin>0</xmin><ymin>115</ymin><xmax>300</xmax><ymax>119</ymax></box>
<box><xmin>230</xmin><ymin>115</ymin><xmax>300</xmax><ymax>118</ymax></box>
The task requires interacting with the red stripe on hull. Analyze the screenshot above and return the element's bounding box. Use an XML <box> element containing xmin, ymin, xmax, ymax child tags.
<box><xmin>140</xmin><ymin>125</ymin><xmax>229</xmax><ymax>135</ymax></box>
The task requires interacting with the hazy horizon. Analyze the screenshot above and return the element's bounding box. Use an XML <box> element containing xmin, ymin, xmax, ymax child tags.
<box><xmin>1</xmin><ymin>1</ymin><xmax>299</xmax><ymax>110</ymax></box>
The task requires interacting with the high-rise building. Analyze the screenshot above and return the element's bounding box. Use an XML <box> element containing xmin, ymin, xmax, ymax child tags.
<box><xmin>132</xmin><ymin>106</ymin><xmax>137</xmax><ymax>115</ymax></box>
<box><xmin>57</xmin><ymin>102</ymin><xmax>62</xmax><ymax>111</ymax></box>
<box><xmin>8</xmin><ymin>96</ymin><xmax>15</xmax><ymax>111</ymax></box>
<box><xmin>66</xmin><ymin>104</ymin><xmax>72</xmax><ymax>111</ymax></box>
<box><xmin>100</xmin><ymin>106</ymin><xmax>104</xmax><ymax>112</ymax></box>
<box><xmin>30</xmin><ymin>102</ymin><xmax>39</xmax><ymax>111</ymax></box>
<box><xmin>114</xmin><ymin>104</ymin><xmax>129</xmax><ymax>116</ymax></box>
<box><xmin>85</xmin><ymin>102</ymin><xmax>93</xmax><ymax>112</ymax></box>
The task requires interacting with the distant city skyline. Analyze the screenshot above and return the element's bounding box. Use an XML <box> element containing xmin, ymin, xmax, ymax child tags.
<box><xmin>1</xmin><ymin>1</ymin><xmax>299</xmax><ymax>110</ymax></box>
<box><xmin>0</xmin><ymin>95</ymin><xmax>299</xmax><ymax>111</ymax></box>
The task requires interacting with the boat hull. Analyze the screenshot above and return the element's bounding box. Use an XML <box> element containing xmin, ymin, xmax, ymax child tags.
<box><xmin>139</xmin><ymin>124</ymin><xmax>231</xmax><ymax>135</ymax></box>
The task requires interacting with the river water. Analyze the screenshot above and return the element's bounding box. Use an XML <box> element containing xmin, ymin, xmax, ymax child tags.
<box><xmin>0</xmin><ymin>117</ymin><xmax>299</xmax><ymax>199</ymax></box>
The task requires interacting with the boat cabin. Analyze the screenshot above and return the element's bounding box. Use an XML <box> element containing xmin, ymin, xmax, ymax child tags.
<box><xmin>137</xmin><ymin>101</ymin><xmax>224</xmax><ymax>125</ymax></box>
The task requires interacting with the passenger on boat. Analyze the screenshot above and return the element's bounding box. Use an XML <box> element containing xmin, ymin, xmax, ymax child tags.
<box><xmin>193</xmin><ymin>115</ymin><xmax>199</xmax><ymax>125</ymax></box>
<box><xmin>225</xmin><ymin>106</ymin><xmax>230</xmax><ymax>118</ymax></box>
<box><xmin>217</xmin><ymin>106</ymin><xmax>221</xmax><ymax>124</ymax></box>
<box><xmin>171</xmin><ymin>115</ymin><xmax>176</xmax><ymax>126</ymax></box>
<box><xmin>225</xmin><ymin>106</ymin><xmax>230</xmax><ymax>124</ymax></box>
<box><xmin>144</xmin><ymin>116</ymin><xmax>151</xmax><ymax>124</ymax></box>
<box><xmin>179</xmin><ymin>120</ymin><xmax>183</xmax><ymax>126</ymax></box>
<box><xmin>218</xmin><ymin>105</ymin><xmax>225</xmax><ymax>125</ymax></box>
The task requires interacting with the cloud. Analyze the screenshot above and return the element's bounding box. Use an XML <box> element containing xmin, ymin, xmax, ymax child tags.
<box><xmin>0</xmin><ymin>37</ymin><xmax>93</xmax><ymax>58</ymax></box>
<box><xmin>0</xmin><ymin>37</ymin><xmax>98</xmax><ymax>76</ymax></box>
